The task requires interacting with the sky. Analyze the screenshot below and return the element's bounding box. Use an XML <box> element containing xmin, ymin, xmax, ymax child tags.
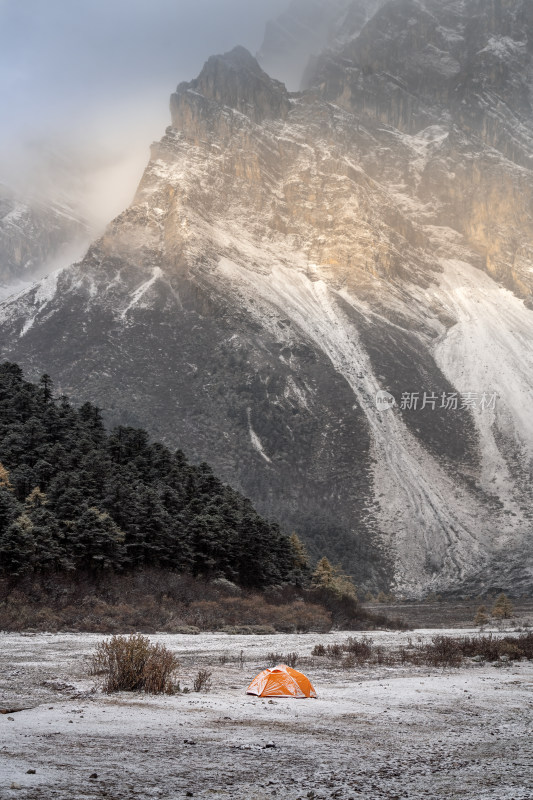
<box><xmin>0</xmin><ymin>0</ymin><xmax>288</xmax><ymax>229</ymax></box>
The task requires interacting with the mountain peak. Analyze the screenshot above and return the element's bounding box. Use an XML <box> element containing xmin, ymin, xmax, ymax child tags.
<box><xmin>171</xmin><ymin>46</ymin><xmax>290</xmax><ymax>125</ymax></box>
<box><xmin>207</xmin><ymin>45</ymin><xmax>264</xmax><ymax>73</ymax></box>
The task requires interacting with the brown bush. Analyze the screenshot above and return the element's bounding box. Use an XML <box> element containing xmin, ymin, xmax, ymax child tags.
<box><xmin>459</xmin><ymin>632</ymin><xmax>533</xmax><ymax>661</ymax></box>
<box><xmin>423</xmin><ymin>636</ymin><xmax>462</xmax><ymax>668</ymax></box>
<box><xmin>325</xmin><ymin>643</ymin><xmax>343</xmax><ymax>660</ymax></box>
<box><xmin>344</xmin><ymin>636</ymin><xmax>373</xmax><ymax>663</ymax></box>
<box><xmin>193</xmin><ymin>669</ymin><xmax>212</xmax><ymax>693</ymax></box>
<box><xmin>266</xmin><ymin>652</ymin><xmax>284</xmax><ymax>666</ymax></box>
<box><xmin>89</xmin><ymin>634</ymin><xmax>179</xmax><ymax>694</ymax></box>
<box><xmin>285</xmin><ymin>652</ymin><xmax>299</xmax><ymax>668</ymax></box>
<box><xmin>342</xmin><ymin>654</ymin><xmax>357</xmax><ymax>669</ymax></box>
<box><xmin>511</xmin><ymin>632</ymin><xmax>533</xmax><ymax>659</ymax></box>
<box><xmin>310</xmin><ymin>631</ymin><xmax>533</xmax><ymax>671</ymax></box>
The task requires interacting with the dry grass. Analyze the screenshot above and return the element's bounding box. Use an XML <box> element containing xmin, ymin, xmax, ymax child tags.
<box><xmin>89</xmin><ymin>634</ymin><xmax>179</xmax><ymax>694</ymax></box>
<box><xmin>311</xmin><ymin>632</ymin><xmax>533</xmax><ymax>669</ymax></box>
<box><xmin>0</xmin><ymin>572</ymin><xmax>332</xmax><ymax>633</ymax></box>
<box><xmin>265</xmin><ymin>651</ymin><xmax>299</xmax><ymax>667</ymax></box>
<box><xmin>311</xmin><ymin>632</ymin><xmax>533</xmax><ymax>668</ymax></box>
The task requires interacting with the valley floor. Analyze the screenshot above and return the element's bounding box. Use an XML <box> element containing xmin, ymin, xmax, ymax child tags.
<box><xmin>0</xmin><ymin>631</ymin><xmax>532</xmax><ymax>800</ymax></box>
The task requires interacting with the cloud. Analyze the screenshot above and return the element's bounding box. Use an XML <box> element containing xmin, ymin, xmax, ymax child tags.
<box><xmin>0</xmin><ymin>0</ymin><xmax>288</xmax><ymax>230</ymax></box>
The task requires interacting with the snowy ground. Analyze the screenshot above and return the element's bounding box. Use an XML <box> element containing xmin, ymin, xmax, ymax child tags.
<box><xmin>1</xmin><ymin>630</ymin><xmax>532</xmax><ymax>800</ymax></box>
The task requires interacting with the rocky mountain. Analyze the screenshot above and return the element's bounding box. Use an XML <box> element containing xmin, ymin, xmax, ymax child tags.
<box><xmin>0</xmin><ymin>183</ymin><xmax>88</xmax><ymax>296</ymax></box>
<box><xmin>257</xmin><ymin>0</ymin><xmax>388</xmax><ymax>89</ymax></box>
<box><xmin>1</xmin><ymin>0</ymin><xmax>532</xmax><ymax>596</ymax></box>
<box><xmin>307</xmin><ymin>0</ymin><xmax>533</xmax><ymax>300</ymax></box>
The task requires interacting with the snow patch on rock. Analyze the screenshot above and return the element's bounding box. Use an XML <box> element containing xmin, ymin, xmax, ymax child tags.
<box><xmin>120</xmin><ymin>267</ymin><xmax>163</xmax><ymax>319</ymax></box>
<box><xmin>247</xmin><ymin>408</ymin><xmax>272</xmax><ymax>463</ymax></box>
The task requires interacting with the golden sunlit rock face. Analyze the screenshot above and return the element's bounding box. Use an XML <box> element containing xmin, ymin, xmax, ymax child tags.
<box><xmin>306</xmin><ymin>0</ymin><xmax>533</xmax><ymax>303</ymax></box>
<box><xmin>1</xmin><ymin>1</ymin><xmax>533</xmax><ymax>595</ymax></box>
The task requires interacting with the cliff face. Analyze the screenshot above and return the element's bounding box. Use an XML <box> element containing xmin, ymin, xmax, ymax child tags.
<box><xmin>0</xmin><ymin>184</ymin><xmax>88</xmax><ymax>291</ymax></box>
<box><xmin>306</xmin><ymin>0</ymin><xmax>533</xmax><ymax>302</ymax></box>
<box><xmin>1</xmin><ymin>1</ymin><xmax>533</xmax><ymax>596</ymax></box>
<box><xmin>257</xmin><ymin>0</ymin><xmax>387</xmax><ymax>89</ymax></box>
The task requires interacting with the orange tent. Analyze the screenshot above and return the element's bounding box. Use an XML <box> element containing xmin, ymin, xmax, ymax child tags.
<box><xmin>246</xmin><ymin>664</ymin><xmax>317</xmax><ymax>698</ymax></box>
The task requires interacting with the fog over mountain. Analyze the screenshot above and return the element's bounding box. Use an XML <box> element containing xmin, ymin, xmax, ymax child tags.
<box><xmin>0</xmin><ymin>0</ymin><xmax>288</xmax><ymax>233</ymax></box>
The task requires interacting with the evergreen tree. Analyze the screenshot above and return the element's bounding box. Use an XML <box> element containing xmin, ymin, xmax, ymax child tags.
<box><xmin>24</xmin><ymin>488</ymin><xmax>70</xmax><ymax>572</ymax></box>
<box><xmin>284</xmin><ymin>533</ymin><xmax>310</xmax><ymax>587</ymax></box>
<box><xmin>39</xmin><ymin>374</ymin><xmax>53</xmax><ymax>402</ymax></box>
<box><xmin>0</xmin><ymin>361</ymin><xmax>303</xmax><ymax>588</ymax></box>
<box><xmin>0</xmin><ymin>485</ymin><xmax>21</xmax><ymax>533</ymax></box>
<box><xmin>312</xmin><ymin>556</ymin><xmax>358</xmax><ymax>599</ymax></box>
<box><xmin>312</xmin><ymin>557</ymin><xmax>335</xmax><ymax>589</ymax></box>
<box><xmin>0</xmin><ymin>462</ymin><xmax>13</xmax><ymax>491</ymax></box>
<box><xmin>492</xmin><ymin>593</ymin><xmax>513</xmax><ymax>620</ymax></box>
<box><xmin>474</xmin><ymin>604</ymin><xmax>489</xmax><ymax>628</ymax></box>
<box><xmin>0</xmin><ymin>514</ymin><xmax>35</xmax><ymax>576</ymax></box>
<box><xmin>71</xmin><ymin>507</ymin><xmax>125</xmax><ymax>571</ymax></box>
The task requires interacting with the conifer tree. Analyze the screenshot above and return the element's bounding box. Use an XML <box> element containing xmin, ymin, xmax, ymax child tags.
<box><xmin>290</xmin><ymin>532</ymin><xmax>309</xmax><ymax>572</ymax></box>
<box><xmin>491</xmin><ymin>593</ymin><xmax>513</xmax><ymax>620</ymax></box>
<box><xmin>24</xmin><ymin>489</ymin><xmax>70</xmax><ymax>571</ymax></box>
<box><xmin>474</xmin><ymin>604</ymin><xmax>489</xmax><ymax>628</ymax></box>
<box><xmin>71</xmin><ymin>508</ymin><xmax>125</xmax><ymax>571</ymax></box>
<box><xmin>39</xmin><ymin>374</ymin><xmax>53</xmax><ymax>402</ymax></box>
<box><xmin>311</xmin><ymin>556</ymin><xmax>335</xmax><ymax>588</ymax></box>
<box><xmin>312</xmin><ymin>557</ymin><xmax>357</xmax><ymax>598</ymax></box>
<box><xmin>0</xmin><ymin>462</ymin><xmax>13</xmax><ymax>491</ymax></box>
<box><xmin>0</xmin><ymin>361</ymin><xmax>308</xmax><ymax>588</ymax></box>
<box><xmin>0</xmin><ymin>514</ymin><xmax>35</xmax><ymax>576</ymax></box>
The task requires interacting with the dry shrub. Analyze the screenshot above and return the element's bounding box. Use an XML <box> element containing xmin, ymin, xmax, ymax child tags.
<box><xmin>221</xmin><ymin>625</ymin><xmax>277</xmax><ymax>635</ymax></box>
<box><xmin>285</xmin><ymin>602</ymin><xmax>331</xmax><ymax>633</ymax></box>
<box><xmin>211</xmin><ymin>578</ymin><xmax>241</xmax><ymax>597</ymax></box>
<box><xmin>266</xmin><ymin>652</ymin><xmax>284</xmax><ymax>666</ymax></box>
<box><xmin>325</xmin><ymin>643</ymin><xmax>343</xmax><ymax>660</ymax></box>
<box><xmin>285</xmin><ymin>652</ymin><xmax>299</xmax><ymax>668</ymax></box>
<box><xmin>193</xmin><ymin>669</ymin><xmax>212</xmax><ymax>692</ymax></box>
<box><xmin>458</xmin><ymin>632</ymin><xmax>533</xmax><ymax>661</ymax></box>
<box><xmin>186</xmin><ymin>595</ymin><xmax>330</xmax><ymax>633</ymax></box>
<box><xmin>264</xmin><ymin>651</ymin><xmax>299</xmax><ymax>668</ymax></box>
<box><xmin>311</xmin><ymin>631</ymin><xmax>533</xmax><ymax>671</ymax></box>
<box><xmin>423</xmin><ymin>635</ymin><xmax>462</xmax><ymax>667</ymax></box>
<box><xmin>362</xmin><ymin>611</ymin><xmax>408</xmax><ymax>631</ymax></box>
<box><xmin>32</xmin><ymin>607</ymin><xmax>59</xmax><ymax>632</ymax></box>
<box><xmin>511</xmin><ymin>632</ymin><xmax>533</xmax><ymax>659</ymax></box>
<box><xmin>89</xmin><ymin>634</ymin><xmax>179</xmax><ymax>694</ymax></box>
<box><xmin>188</xmin><ymin>601</ymin><xmax>221</xmax><ymax>629</ymax></box>
<box><xmin>344</xmin><ymin>636</ymin><xmax>373</xmax><ymax>663</ymax></box>
<box><xmin>0</xmin><ymin>570</ymin><xmax>335</xmax><ymax>634</ymax></box>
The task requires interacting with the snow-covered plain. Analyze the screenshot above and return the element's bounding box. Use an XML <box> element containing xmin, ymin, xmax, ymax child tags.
<box><xmin>1</xmin><ymin>631</ymin><xmax>532</xmax><ymax>800</ymax></box>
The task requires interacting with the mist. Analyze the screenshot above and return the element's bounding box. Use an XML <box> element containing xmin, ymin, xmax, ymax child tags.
<box><xmin>0</xmin><ymin>0</ymin><xmax>288</xmax><ymax>232</ymax></box>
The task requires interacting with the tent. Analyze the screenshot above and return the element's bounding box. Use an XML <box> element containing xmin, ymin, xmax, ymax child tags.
<box><xmin>246</xmin><ymin>664</ymin><xmax>317</xmax><ymax>698</ymax></box>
